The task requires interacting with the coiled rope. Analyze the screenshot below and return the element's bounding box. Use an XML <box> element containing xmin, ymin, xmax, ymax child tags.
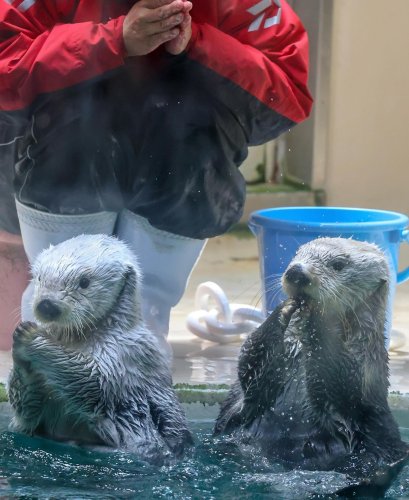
<box><xmin>186</xmin><ymin>281</ymin><xmax>265</xmax><ymax>343</ymax></box>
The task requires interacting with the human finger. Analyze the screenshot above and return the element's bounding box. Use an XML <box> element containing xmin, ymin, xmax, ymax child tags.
<box><xmin>148</xmin><ymin>27</ymin><xmax>180</xmax><ymax>51</ymax></box>
<box><xmin>179</xmin><ymin>12</ymin><xmax>191</xmax><ymax>30</ymax></box>
<box><xmin>181</xmin><ymin>2</ymin><xmax>193</xmax><ymax>13</ymax></box>
<box><xmin>164</xmin><ymin>13</ymin><xmax>191</xmax><ymax>55</ymax></box>
<box><xmin>123</xmin><ymin>1</ymin><xmax>181</xmax><ymax>57</ymax></box>
<box><xmin>143</xmin><ymin>0</ymin><xmax>186</xmax><ymax>22</ymax></box>
<box><xmin>140</xmin><ymin>0</ymin><xmax>176</xmax><ymax>8</ymax></box>
<box><xmin>146</xmin><ymin>12</ymin><xmax>185</xmax><ymax>35</ymax></box>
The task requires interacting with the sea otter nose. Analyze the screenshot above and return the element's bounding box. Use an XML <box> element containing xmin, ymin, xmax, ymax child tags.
<box><xmin>285</xmin><ymin>264</ymin><xmax>311</xmax><ymax>287</ymax></box>
<box><xmin>36</xmin><ymin>299</ymin><xmax>62</xmax><ymax>320</ymax></box>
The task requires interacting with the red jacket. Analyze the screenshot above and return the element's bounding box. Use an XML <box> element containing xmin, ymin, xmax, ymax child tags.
<box><xmin>0</xmin><ymin>0</ymin><xmax>312</xmax><ymax>122</ymax></box>
<box><xmin>0</xmin><ymin>0</ymin><xmax>313</xmax><ymax>237</ymax></box>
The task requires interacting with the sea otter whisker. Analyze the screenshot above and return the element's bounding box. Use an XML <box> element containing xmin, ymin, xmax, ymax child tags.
<box><xmin>324</xmin><ymin>284</ymin><xmax>353</xmax><ymax>323</ymax></box>
<box><xmin>81</xmin><ymin>309</ymin><xmax>97</xmax><ymax>328</ymax></box>
<box><xmin>333</xmin><ymin>284</ymin><xmax>366</xmax><ymax>332</ymax></box>
<box><xmin>70</xmin><ymin>294</ymin><xmax>96</xmax><ymax>334</ymax></box>
<box><xmin>67</xmin><ymin>324</ymin><xmax>77</xmax><ymax>342</ymax></box>
<box><xmin>252</xmin><ymin>277</ymin><xmax>285</xmax><ymax>311</ymax></box>
<box><xmin>76</xmin><ymin>312</ymin><xmax>97</xmax><ymax>339</ymax></box>
<box><xmin>72</xmin><ymin>316</ymin><xmax>86</xmax><ymax>341</ymax></box>
<box><xmin>329</xmin><ymin>288</ymin><xmax>348</xmax><ymax>314</ymax></box>
<box><xmin>72</xmin><ymin>304</ymin><xmax>97</xmax><ymax>335</ymax></box>
<box><xmin>11</xmin><ymin>305</ymin><xmax>22</xmax><ymax>325</ymax></box>
<box><xmin>59</xmin><ymin>325</ymin><xmax>72</xmax><ymax>343</ymax></box>
<box><xmin>265</xmin><ymin>272</ymin><xmax>285</xmax><ymax>283</ymax></box>
<box><xmin>264</xmin><ymin>280</ymin><xmax>284</xmax><ymax>301</ymax></box>
<box><xmin>251</xmin><ymin>292</ymin><xmax>264</xmax><ymax>311</ymax></box>
<box><xmin>61</xmin><ymin>309</ymin><xmax>91</xmax><ymax>342</ymax></box>
<box><xmin>265</xmin><ymin>282</ymin><xmax>283</xmax><ymax>297</ymax></box>
<box><xmin>234</xmin><ymin>280</ymin><xmax>266</xmax><ymax>311</ymax></box>
<box><xmin>327</xmin><ymin>288</ymin><xmax>358</xmax><ymax>335</ymax></box>
<box><xmin>84</xmin><ymin>315</ymin><xmax>97</xmax><ymax>333</ymax></box>
<box><xmin>269</xmin><ymin>288</ymin><xmax>286</xmax><ymax>310</ymax></box>
<box><xmin>320</xmin><ymin>279</ymin><xmax>342</xmax><ymax>308</ymax></box>
<box><xmin>265</xmin><ymin>275</ymin><xmax>284</xmax><ymax>291</ymax></box>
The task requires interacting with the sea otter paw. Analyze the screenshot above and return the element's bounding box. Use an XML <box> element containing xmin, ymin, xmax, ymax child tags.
<box><xmin>279</xmin><ymin>299</ymin><xmax>299</xmax><ymax>328</ymax></box>
<box><xmin>12</xmin><ymin>322</ymin><xmax>41</xmax><ymax>365</ymax></box>
<box><xmin>165</xmin><ymin>430</ymin><xmax>194</xmax><ymax>458</ymax></box>
<box><xmin>13</xmin><ymin>321</ymin><xmax>40</xmax><ymax>347</ymax></box>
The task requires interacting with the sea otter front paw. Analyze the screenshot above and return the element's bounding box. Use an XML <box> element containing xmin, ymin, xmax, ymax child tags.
<box><xmin>279</xmin><ymin>299</ymin><xmax>299</xmax><ymax>328</ymax></box>
<box><xmin>165</xmin><ymin>430</ymin><xmax>194</xmax><ymax>458</ymax></box>
<box><xmin>13</xmin><ymin>321</ymin><xmax>40</xmax><ymax>345</ymax></box>
<box><xmin>12</xmin><ymin>322</ymin><xmax>41</xmax><ymax>363</ymax></box>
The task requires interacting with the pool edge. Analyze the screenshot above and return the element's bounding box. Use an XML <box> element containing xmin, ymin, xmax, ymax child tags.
<box><xmin>1</xmin><ymin>383</ymin><xmax>409</xmax><ymax>408</ymax></box>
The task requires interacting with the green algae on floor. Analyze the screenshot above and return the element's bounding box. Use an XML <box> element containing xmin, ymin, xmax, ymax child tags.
<box><xmin>1</xmin><ymin>382</ymin><xmax>409</xmax><ymax>407</ymax></box>
<box><xmin>0</xmin><ymin>383</ymin><xmax>231</xmax><ymax>405</ymax></box>
<box><xmin>0</xmin><ymin>384</ymin><xmax>6</xmax><ymax>403</ymax></box>
<box><xmin>174</xmin><ymin>383</ymin><xmax>229</xmax><ymax>405</ymax></box>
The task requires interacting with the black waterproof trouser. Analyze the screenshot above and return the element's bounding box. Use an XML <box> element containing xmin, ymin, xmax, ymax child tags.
<box><xmin>10</xmin><ymin>57</ymin><xmax>248</xmax><ymax>239</ymax></box>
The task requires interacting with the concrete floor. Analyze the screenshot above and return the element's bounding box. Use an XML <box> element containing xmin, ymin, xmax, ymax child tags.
<box><xmin>1</xmin><ymin>233</ymin><xmax>409</xmax><ymax>393</ymax></box>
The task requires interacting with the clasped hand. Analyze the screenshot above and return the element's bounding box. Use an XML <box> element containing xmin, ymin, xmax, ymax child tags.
<box><xmin>123</xmin><ymin>0</ymin><xmax>193</xmax><ymax>56</ymax></box>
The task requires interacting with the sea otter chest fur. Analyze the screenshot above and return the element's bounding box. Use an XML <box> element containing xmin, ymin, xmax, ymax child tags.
<box><xmin>248</xmin><ymin>309</ymin><xmax>369</xmax><ymax>470</ymax></box>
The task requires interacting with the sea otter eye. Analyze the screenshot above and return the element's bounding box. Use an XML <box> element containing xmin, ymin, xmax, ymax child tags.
<box><xmin>330</xmin><ymin>258</ymin><xmax>348</xmax><ymax>271</ymax></box>
<box><xmin>79</xmin><ymin>276</ymin><xmax>90</xmax><ymax>289</ymax></box>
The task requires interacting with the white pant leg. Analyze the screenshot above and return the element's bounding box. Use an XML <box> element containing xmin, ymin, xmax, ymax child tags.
<box><xmin>16</xmin><ymin>199</ymin><xmax>118</xmax><ymax>320</ymax></box>
<box><xmin>115</xmin><ymin>210</ymin><xmax>207</xmax><ymax>345</ymax></box>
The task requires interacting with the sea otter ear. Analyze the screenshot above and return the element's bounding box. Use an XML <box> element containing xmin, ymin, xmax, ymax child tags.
<box><xmin>115</xmin><ymin>264</ymin><xmax>142</xmax><ymax>321</ymax></box>
<box><xmin>378</xmin><ymin>277</ymin><xmax>389</xmax><ymax>289</ymax></box>
<box><xmin>123</xmin><ymin>264</ymin><xmax>140</xmax><ymax>294</ymax></box>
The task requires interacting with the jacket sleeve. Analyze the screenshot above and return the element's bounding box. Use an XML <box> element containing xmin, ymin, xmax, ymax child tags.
<box><xmin>0</xmin><ymin>0</ymin><xmax>126</xmax><ymax>116</ymax></box>
<box><xmin>187</xmin><ymin>0</ymin><xmax>313</xmax><ymax>144</ymax></box>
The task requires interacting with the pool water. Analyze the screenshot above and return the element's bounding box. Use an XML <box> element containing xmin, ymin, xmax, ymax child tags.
<box><xmin>1</xmin><ymin>405</ymin><xmax>409</xmax><ymax>499</ymax></box>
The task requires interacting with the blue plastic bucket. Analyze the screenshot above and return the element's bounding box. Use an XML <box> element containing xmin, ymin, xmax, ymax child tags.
<box><xmin>249</xmin><ymin>207</ymin><xmax>409</xmax><ymax>345</ymax></box>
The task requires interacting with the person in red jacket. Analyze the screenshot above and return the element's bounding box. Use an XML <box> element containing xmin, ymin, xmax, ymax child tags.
<box><xmin>0</xmin><ymin>0</ymin><xmax>312</xmax><ymax>355</ymax></box>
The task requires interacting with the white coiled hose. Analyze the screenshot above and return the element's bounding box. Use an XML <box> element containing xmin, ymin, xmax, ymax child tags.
<box><xmin>186</xmin><ymin>281</ymin><xmax>265</xmax><ymax>343</ymax></box>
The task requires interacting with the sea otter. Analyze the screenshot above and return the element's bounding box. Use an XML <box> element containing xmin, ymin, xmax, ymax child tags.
<box><xmin>215</xmin><ymin>237</ymin><xmax>408</xmax><ymax>496</ymax></box>
<box><xmin>7</xmin><ymin>234</ymin><xmax>192</xmax><ymax>463</ymax></box>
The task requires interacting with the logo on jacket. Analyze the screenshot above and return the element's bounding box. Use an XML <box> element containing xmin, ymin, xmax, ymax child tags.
<box><xmin>247</xmin><ymin>0</ymin><xmax>282</xmax><ymax>32</ymax></box>
<box><xmin>5</xmin><ymin>0</ymin><xmax>36</xmax><ymax>12</ymax></box>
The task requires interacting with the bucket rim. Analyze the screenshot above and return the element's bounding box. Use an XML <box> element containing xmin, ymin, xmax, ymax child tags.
<box><xmin>248</xmin><ymin>206</ymin><xmax>409</xmax><ymax>232</ymax></box>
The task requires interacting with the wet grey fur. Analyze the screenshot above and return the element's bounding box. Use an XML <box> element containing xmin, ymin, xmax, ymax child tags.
<box><xmin>7</xmin><ymin>234</ymin><xmax>192</xmax><ymax>463</ymax></box>
<box><xmin>215</xmin><ymin>238</ymin><xmax>408</xmax><ymax>494</ymax></box>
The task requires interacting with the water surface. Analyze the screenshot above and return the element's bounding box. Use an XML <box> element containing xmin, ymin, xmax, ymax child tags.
<box><xmin>1</xmin><ymin>404</ymin><xmax>409</xmax><ymax>499</ymax></box>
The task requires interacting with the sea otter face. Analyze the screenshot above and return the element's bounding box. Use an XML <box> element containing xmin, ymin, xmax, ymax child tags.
<box><xmin>282</xmin><ymin>237</ymin><xmax>390</xmax><ymax>313</ymax></box>
<box><xmin>31</xmin><ymin>234</ymin><xmax>141</xmax><ymax>341</ymax></box>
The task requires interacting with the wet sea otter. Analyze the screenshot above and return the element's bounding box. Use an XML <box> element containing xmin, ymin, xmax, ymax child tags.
<box><xmin>7</xmin><ymin>234</ymin><xmax>192</xmax><ymax>464</ymax></box>
<box><xmin>215</xmin><ymin>237</ymin><xmax>409</xmax><ymax>496</ymax></box>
